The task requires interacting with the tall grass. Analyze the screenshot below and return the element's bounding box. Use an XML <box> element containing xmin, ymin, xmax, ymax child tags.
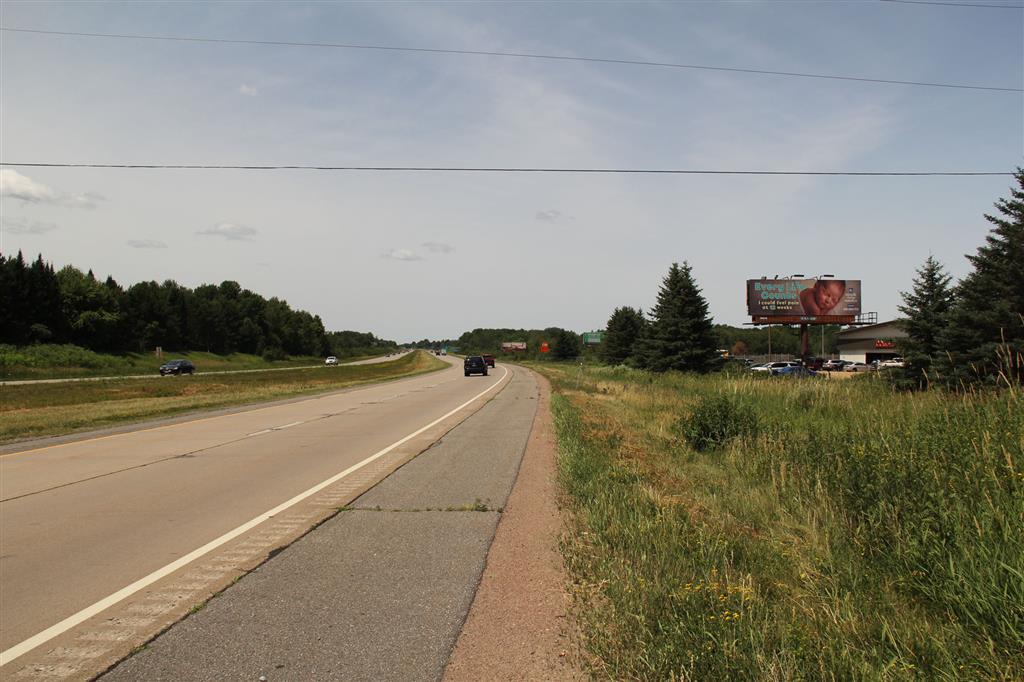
<box><xmin>542</xmin><ymin>364</ymin><xmax>1022</xmax><ymax>680</ymax></box>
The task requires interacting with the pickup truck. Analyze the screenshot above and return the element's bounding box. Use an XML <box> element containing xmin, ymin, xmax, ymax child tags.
<box><xmin>481</xmin><ymin>354</ymin><xmax>495</xmax><ymax>368</ymax></box>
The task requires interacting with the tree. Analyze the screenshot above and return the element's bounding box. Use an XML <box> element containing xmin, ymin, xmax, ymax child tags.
<box><xmin>897</xmin><ymin>256</ymin><xmax>955</xmax><ymax>387</ymax></box>
<box><xmin>552</xmin><ymin>328</ymin><xmax>581</xmax><ymax>360</ymax></box>
<box><xmin>936</xmin><ymin>169</ymin><xmax>1024</xmax><ymax>384</ymax></box>
<box><xmin>633</xmin><ymin>262</ymin><xmax>720</xmax><ymax>373</ymax></box>
<box><xmin>599</xmin><ymin>306</ymin><xmax>645</xmax><ymax>365</ymax></box>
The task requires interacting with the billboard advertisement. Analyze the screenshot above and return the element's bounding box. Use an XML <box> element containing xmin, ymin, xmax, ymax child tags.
<box><xmin>747</xmin><ymin>279</ymin><xmax>861</xmax><ymax>320</ymax></box>
<box><xmin>501</xmin><ymin>342</ymin><xmax>527</xmax><ymax>352</ymax></box>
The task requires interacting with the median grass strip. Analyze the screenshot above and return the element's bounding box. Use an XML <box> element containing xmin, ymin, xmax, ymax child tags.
<box><xmin>536</xmin><ymin>363</ymin><xmax>1022</xmax><ymax>680</ymax></box>
<box><xmin>0</xmin><ymin>351</ymin><xmax>447</xmax><ymax>443</ymax></box>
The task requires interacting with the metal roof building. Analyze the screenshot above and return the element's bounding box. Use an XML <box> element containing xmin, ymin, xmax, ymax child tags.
<box><xmin>835</xmin><ymin>319</ymin><xmax>907</xmax><ymax>364</ymax></box>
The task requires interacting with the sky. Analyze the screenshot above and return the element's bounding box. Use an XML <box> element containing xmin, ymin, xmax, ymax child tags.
<box><xmin>1</xmin><ymin>0</ymin><xmax>1021</xmax><ymax>343</ymax></box>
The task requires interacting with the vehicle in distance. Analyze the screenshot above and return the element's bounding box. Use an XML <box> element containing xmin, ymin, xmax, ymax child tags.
<box><xmin>325</xmin><ymin>356</ymin><xmax>338</xmax><ymax>365</ymax></box>
<box><xmin>752</xmin><ymin>361</ymin><xmax>799</xmax><ymax>374</ymax></box>
<box><xmin>464</xmin><ymin>356</ymin><xmax>489</xmax><ymax>377</ymax></box>
<box><xmin>773</xmin><ymin>365</ymin><xmax>820</xmax><ymax>378</ymax></box>
<box><xmin>844</xmin><ymin>362</ymin><xmax>872</xmax><ymax>372</ymax></box>
<box><xmin>822</xmin><ymin>359</ymin><xmax>851</xmax><ymax>372</ymax></box>
<box><xmin>879</xmin><ymin>357</ymin><xmax>905</xmax><ymax>368</ymax></box>
<box><xmin>481</xmin><ymin>353</ymin><xmax>496</xmax><ymax>368</ymax></box>
<box><xmin>159</xmin><ymin>359</ymin><xmax>195</xmax><ymax>376</ymax></box>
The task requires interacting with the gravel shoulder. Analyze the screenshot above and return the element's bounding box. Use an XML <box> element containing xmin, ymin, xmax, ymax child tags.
<box><xmin>443</xmin><ymin>369</ymin><xmax>582</xmax><ymax>681</ymax></box>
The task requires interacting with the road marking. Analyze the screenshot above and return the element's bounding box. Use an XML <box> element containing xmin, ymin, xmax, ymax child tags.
<box><xmin>0</xmin><ymin>366</ymin><xmax>509</xmax><ymax>667</ymax></box>
<box><xmin>0</xmin><ymin>356</ymin><xmax>456</xmax><ymax>459</ymax></box>
<box><xmin>272</xmin><ymin>421</ymin><xmax>304</xmax><ymax>430</ymax></box>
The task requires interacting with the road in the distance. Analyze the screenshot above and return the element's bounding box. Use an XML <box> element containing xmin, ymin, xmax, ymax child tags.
<box><xmin>0</xmin><ymin>355</ymin><xmax>508</xmax><ymax>677</ymax></box>
<box><xmin>0</xmin><ymin>350</ymin><xmax>412</xmax><ymax>386</ymax></box>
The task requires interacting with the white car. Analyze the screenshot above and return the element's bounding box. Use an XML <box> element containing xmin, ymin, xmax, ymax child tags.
<box><xmin>844</xmin><ymin>362</ymin><xmax>872</xmax><ymax>372</ymax></box>
<box><xmin>325</xmin><ymin>356</ymin><xmax>338</xmax><ymax>365</ymax></box>
<box><xmin>879</xmin><ymin>357</ymin><xmax>905</xmax><ymax>369</ymax></box>
<box><xmin>752</xmin><ymin>361</ymin><xmax>799</xmax><ymax>374</ymax></box>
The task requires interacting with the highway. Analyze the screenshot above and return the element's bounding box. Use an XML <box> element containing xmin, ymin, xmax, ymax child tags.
<box><xmin>0</xmin><ymin>356</ymin><xmax>523</xmax><ymax>680</ymax></box>
<box><xmin>0</xmin><ymin>351</ymin><xmax>412</xmax><ymax>386</ymax></box>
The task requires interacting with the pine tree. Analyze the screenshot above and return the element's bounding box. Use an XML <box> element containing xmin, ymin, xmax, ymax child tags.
<box><xmin>897</xmin><ymin>255</ymin><xmax>955</xmax><ymax>387</ymax></box>
<box><xmin>936</xmin><ymin>169</ymin><xmax>1024</xmax><ymax>384</ymax></box>
<box><xmin>599</xmin><ymin>306</ymin><xmax>645</xmax><ymax>365</ymax></box>
<box><xmin>633</xmin><ymin>262</ymin><xmax>719</xmax><ymax>373</ymax></box>
<box><xmin>552</xmin><ymin>328</ymin><xmax>581</xmax><ymax>360</ymax></box>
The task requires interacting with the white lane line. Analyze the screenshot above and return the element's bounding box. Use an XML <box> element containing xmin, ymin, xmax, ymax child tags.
<box><xmin>271</xmin><ymin>421</ymin><xmax>304</xmax><ymax>431</ymax></box>
<box><xmin>0</xmin><ymin>366</ymin><xmax>509</xmax><ymax>667</ymax></box>
<box><xmin>246</xmin><ymin>429</ymin><xmax>272</xmax><ymax>437</ymax></box>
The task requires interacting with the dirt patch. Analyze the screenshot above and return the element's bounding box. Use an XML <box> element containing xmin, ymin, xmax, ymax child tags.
<box><xmin>443</xmin><ymin>369</ymin><xmax>583</xmax><ymax>681</ymax></box>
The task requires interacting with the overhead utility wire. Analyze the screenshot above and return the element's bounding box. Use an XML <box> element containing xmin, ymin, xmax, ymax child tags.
<box><xmin>880</xmin><ymin>0</ymin><xmax>1023</xmax><ymax>9</ymax></box>
<box><xmin>1</xmin><ymin>27</ymin><xmax>1019</xmax><ymax>93</ymax></box>
<box><xmin>0</xmin><ymin>162</ymin><xmax>1011</xmax><ymax>176</ymax></box>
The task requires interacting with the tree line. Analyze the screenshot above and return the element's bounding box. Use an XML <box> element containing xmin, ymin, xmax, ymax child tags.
<box><xmin>0</xmin><ymin>256</ymin><xmax>395</xmax><ymax>359</ymax></box>
<box><xmin>441</xmin><ymin>170</ymin><xmax>1022</xmax><ymax>388</ymax></box>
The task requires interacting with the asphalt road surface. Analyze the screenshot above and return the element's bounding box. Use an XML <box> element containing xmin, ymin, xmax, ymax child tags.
<box><xmin>0</xmin><ymin>351</ymin><xmax>412</xmax><ymax>386</ymax></box>
<box><xmin>0</xmin><ymin>356</ymin><xmax>531</xmax><ymax>681</ymax></box>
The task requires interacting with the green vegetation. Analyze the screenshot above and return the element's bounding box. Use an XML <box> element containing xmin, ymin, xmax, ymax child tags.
<box><xmin>0</xmin><ymin>351</ymin><xmax>446</xmax><ymax>443</ymax></box>
<box><xmin>539</xmin><ymin>362</ymin><xmax>1022</xmax><ymax>680</ymax></box>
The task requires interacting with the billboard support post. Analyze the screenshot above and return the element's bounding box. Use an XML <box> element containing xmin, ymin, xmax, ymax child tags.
<box><xmin>800</xmin><ymin>324</ymin><xmax>810</xmax><ymax>364</ymax></box>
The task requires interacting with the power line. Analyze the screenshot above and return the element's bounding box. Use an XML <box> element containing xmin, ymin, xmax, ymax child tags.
<box><xmin>880</xmin><ymin>0</ymin><xmax>1023</xmax><ymax>9</ymax></box>
<box><xmin>0</xmin><ymin>162</ymin><xmax>1012</xmax><ymax>176</ymax></box>
<box><xmin>1</xmin><ymin>26</ymin><xmax>1019</xmax><ymax>93</ymax></box>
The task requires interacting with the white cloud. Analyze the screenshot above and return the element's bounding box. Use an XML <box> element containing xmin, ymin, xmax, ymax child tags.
<box><xmin>2</xmin><ymin>216</ymin><xmax>59</xmax><ymax>234</ymax></box>
<box><xmin>1</xmin><ymin>169</ymin><xmax>59</xmax><ymax>203</ymax></box>
<box><xmin>196</xmin><ymin>222</ymin><xmax>258</xmax><ymax>241</ymax></box>
<box><xmin>536</xmin><ymin>209</ymin><xmax>573</xmax><ymax>223</ymax></box>
<box><xmin>421</xmin><ymin>241</ymin><xmax>454</xmax><ymax>253</ymax></box>
<box><xmin>382</xmin><ymin>248</ymin><xmax>422</xmax><ymax>261</ymax></box>
<box><xmin>126</xmin><ymin>239</ymin><xmax>168</xmax><ymax>249</ymax></box>
<box><xmin>238</xmin><ymin>83</ymin><xmax>259</xmax><ymax>96</ymax></box>
<box><xmin>0</xmin><ymin>169</ymin><xmax>104</xmax><ymax>208</ymax></box>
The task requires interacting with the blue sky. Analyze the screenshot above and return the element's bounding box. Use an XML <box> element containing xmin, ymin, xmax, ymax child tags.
<box><xmin>1</xmin><ymin>0</ymin><xmax>1021</xmax><ymax>342</ymax></box>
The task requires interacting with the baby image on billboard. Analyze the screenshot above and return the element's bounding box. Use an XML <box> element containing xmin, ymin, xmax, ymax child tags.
<box><xmin>747</xmin><ymin>279</ymin><xmax>861</xmax><ymax>318</ymax></box>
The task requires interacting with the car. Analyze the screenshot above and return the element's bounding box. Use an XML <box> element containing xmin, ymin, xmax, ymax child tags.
<box><xmin>753</xmin><ymin>361</ymin><xmax>798</xmax><ymax>374</ymax></box>
<box><xmin>325</xmin><ymin>356</ymin><xmax>338</xmax><ymax>365</ymax></box>
<box><xmin>772</xmin><ymin>364</ymin><xmax>820</xmax><ymax>378</ymax></box>
<box><xmin>879</xmin><ymin>357</ymin><xmax>905</xmax><ymax>369</ymax></box>
<box><xmin>159</xmin><ymin>359</ymin><xmax>195</xmax><ymax>376</ymax></box>
<box><xmin>844</xmin><ymin>362</ymin><xmax>872</xmax><ymax>372</ymax></box>
<box><xmin>464</xmin><ymin>356</ymin><xmax>489</xmax><ymax>377</ymax></box>
<box><xmin>481</xmin><ymin>353</ymin><xmax>496</xmax><ymax>368</ymax></box>
<box><xmin>821</xmin><ymin>359</ymin><xmax>850</xmax><ymax>372</ymax></box>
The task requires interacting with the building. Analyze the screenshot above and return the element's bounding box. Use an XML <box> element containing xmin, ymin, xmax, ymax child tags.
<box><xmin>835</xmin><ymin>319</ymin><xmax>907</xmax><ymax>364</ymax></box>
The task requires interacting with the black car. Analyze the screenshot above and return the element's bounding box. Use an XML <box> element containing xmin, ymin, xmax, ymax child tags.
<box><xmin>464</xmin><ymin>356</ymin><xmax>488</xmax><ymax>377</ymax></box>
<box><xmin>159</xmin><ymin>359</ymin><xmax>196</xmax><ymax>376</ymax></box>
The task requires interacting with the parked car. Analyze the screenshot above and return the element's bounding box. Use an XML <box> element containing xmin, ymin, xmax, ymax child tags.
<box><xmin>159</xmin><ymin>359</ymin><xmax>195</xmax><ymax>376</ymax></box>
<box><xmin>481</xmin><ymin>353</ymin><xmax>496</xmax><ymax>368</ymax></box>
<box><xmin>754</xmin><ymin>361</ymin><xmax>799</xmax><ymax>375</ymax></box>
<box><xmin>325</xmin><ymin>356</ymin><xmax>338</xmax><ymax>365</ymax></box>
<box><xmin>822</xmin><ymin>359</ymin><xmax>850</xmax><ymax>372</ymax></box>
<box><xmin>844</xmin><ymin>362</ymin><xmax>872</xmax><ymax>373</ymax></box>
<box><xmin>773</xmin><ymin>364</ymin><xmax>820</xmax><ymax>378</ymax></box>
<box><xmin>878</xmin><ymin>357</ymin><xmax>905</xmax><ymax>369</ymax></box>
<box><xmin>464</xmin><ymin>356</ymin><xmax>489</xmax><ymax>377</ymax></box>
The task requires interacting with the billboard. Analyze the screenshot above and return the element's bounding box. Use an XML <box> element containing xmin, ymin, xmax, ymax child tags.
<box><xmin>747</xmin><ymin>279</ymin><xmax>861</xmax><ymax>321</ymax></box>
<box><xmin>501</xmin><ymin>341</ymin><xmax>527</xmax><ymax>352</ymax></box>
<box><xmin>582</xmin><ymin>331</ymin><xmax>604</xmax><ymax>345</ymax></box>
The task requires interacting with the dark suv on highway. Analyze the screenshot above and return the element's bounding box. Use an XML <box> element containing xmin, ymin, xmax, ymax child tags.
<box><xmin>159</xmin><ymin>359</ymin><xmax>196</xmax><ymax>376</ymax></box>
<box><xmin>464</xmin><ymin>356</ymin><xmax>488</xmax><ymax>377</ymax></box>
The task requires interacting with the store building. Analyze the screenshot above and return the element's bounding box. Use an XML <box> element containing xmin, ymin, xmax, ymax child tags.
<box><xmin>835</xmin><ymin>319</ymin><xmax>907</xmax><ymax>364</ymax></box>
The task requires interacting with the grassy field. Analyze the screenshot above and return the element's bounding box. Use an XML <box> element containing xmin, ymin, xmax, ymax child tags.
<box><xmin>0</xmin><ymin>344</ymin><xmax>388</xmax><ymax>381</ymax></box>
<box><xmin>534</xmin><ymin>363</ymin><xmax>1022</xmax><ymax>680</ymax></box>
<box><xmin>1</xmin><ymin>351</ymin><xmax>446</xmax><ymax>444</ymax></box>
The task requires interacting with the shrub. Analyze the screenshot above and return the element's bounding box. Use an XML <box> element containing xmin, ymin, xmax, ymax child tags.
<box><xmin>681</xmin><ymin>393</ymin><xmax>759</xmax><ymax>451</ymax></box>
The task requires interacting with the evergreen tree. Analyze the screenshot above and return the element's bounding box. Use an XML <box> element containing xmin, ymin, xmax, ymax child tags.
<box><xmin>936</xmin><ymin>169</ymin><xmax>1024</xmax><ymax>384</ymax></box>
<box><xmin>599</xmin><ymin>306</ymin><xmax>645</xmax><ymax>365</ymax></box>
<box><xmin>633</xmin><ymin>262</ymin><xmax>719</xmax><ymax>373</ymax></box>
<box><xmin>896</xmin><ymin>255</ymin><xmax>955</xmax><ymax>387</ymax></box>
<box><xmin>552</xmin><ymin>328</ymin><xmax>581</xmax><ymax>360</ymax></box>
